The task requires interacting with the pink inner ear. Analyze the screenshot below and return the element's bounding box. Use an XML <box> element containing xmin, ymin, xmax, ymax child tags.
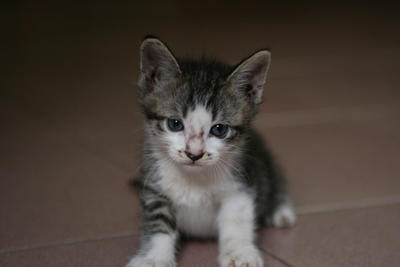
<box><xmin>247</xmin><ymin>87</ymin><xmax>258</xmax><ymax>97</ymax></box>
<box><xmin>148</xmin><ymin>65</ymin><xmax>156</xmax><ymax>79</ymax></box>
<box><xmin>150</xmin><ymin>67</ymin><xmax>162</xmax><ymax>83</ymax></box>
<box><xmin>141</xmin><ymin>40</ymin><xmax>180</xmax><ymax>83</ymax></box>
<box><xmin>250</xmin><ymin>62</ymin><xmax>267</xmax><ymax>88</ymax></box>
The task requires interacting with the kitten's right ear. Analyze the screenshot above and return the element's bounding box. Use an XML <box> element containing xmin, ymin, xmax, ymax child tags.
<box><xmin>139</xmin><ymin>37</ymin><xmax>181</xmax><ymax>92</ymax></box>
<box><xmin>227</xmin><ymin>49</ymin><xmax>271</xmax><ymax>105</ymax></box>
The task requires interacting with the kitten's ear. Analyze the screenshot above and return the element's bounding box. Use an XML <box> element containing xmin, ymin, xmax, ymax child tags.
<box><xmin>139</xmin><ymin>37</ymin><xmax>181</xmax><ymax>92</ymax></box>
<box><xmin>227</xmin><ymin>50</ymin><xmax>271</xmax><ymax>104</ymax></box>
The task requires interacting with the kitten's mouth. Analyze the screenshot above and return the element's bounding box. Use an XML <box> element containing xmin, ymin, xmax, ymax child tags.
<box><xmin>185</xmin><ymin>161</ymin><xmax>199</xmax><ymax>166</ymax></box>
<box><xmin>182</xmin><ymin>161</ymin><xmax>203</xmax><ymax>168</ymax></box>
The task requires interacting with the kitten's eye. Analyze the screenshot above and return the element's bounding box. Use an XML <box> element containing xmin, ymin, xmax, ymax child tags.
<box><xmin>167</xmin><ymin>118</ymin><xmax>184</xmax><ymax>132</ymax></box>
<box><xmin>210</xmin><ymin>124</ymin><xmax>229</xmax><ymax>138</ymax></box>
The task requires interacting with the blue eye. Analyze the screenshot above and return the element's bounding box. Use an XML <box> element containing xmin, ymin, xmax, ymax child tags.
<box><xmin>167</xmin><ymin>118</ymin><xmax>184</xmax><ymax>132</ymax></box>
<box><xmin>210</xmin><ymin>124</ymin><xmax>229</xmax><ymax>138</ymax></box>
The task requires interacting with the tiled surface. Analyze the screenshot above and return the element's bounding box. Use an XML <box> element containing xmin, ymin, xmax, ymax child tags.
<box><xmin>260</xmin><ymin>204</ymin><xmax>400</xmax><ymax>267</ymax></box>
<box><xmin>0</xmin><ymin>107</ymin><xmax>140</xmax><ymax>252</ymax></box>
<box><xmin>258</xmin><ymin>111</ymin><xmax>400</xmax><ymax>213</ymax></box>
<box><xmin>2</xmin><ymin>1</ymin><xmax>400</xmax><ymax>266</ymax></box>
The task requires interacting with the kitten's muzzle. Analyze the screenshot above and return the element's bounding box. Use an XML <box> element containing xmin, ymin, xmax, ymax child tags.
<box><xmin>185</xmin><ymin>151</ymin><xmax>204</xmax><ymax>162</ymax></box>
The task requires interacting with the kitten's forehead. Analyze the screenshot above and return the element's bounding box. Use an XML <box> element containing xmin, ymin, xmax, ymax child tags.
<box><xmin>141</xmin><ymin>59</ymin><xmax>252</xmax><ymax>127</ymax></box>
<box><xmin>185</xmin><ymin>105</ymin><xmax>212</xmax><ymax>134</ymax></box>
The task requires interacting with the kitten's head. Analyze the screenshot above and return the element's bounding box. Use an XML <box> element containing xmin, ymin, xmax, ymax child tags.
<box><xmin>138</xmin><ymin>37</ymin><xmax>270</xmax><ymax>171</ymax></box>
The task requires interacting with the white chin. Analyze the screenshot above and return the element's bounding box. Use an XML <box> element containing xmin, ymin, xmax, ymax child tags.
<box><xmin>180</xmin><ymin>162</ymin><xmax>204</xmax><ymax>171</ymax></box>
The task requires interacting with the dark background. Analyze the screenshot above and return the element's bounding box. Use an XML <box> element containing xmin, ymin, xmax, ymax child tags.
<box><xmin>1</xmin><ymin>1</ymin><xmax>400</xmax><ymax>266</ymax></box>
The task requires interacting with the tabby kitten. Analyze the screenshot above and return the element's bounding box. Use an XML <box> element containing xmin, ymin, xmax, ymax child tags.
<box><xmin>126</xmin><ymin>37</ymin><xmax>296</xmax><ymax>267</ymax></box>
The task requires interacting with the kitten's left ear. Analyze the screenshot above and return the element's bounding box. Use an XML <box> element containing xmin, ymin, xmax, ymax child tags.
<box><xmin>139</xmin><ymin>37</ymin><xmax>181</xmax><ymax>93</ymax></box>
<box><xmin>227</xmin><ymin>50</ymin><xmax>271</xmax><ymax>104</ymax></box>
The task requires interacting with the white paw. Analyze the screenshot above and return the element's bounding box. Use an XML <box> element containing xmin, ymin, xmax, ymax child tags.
<box><xmin>218</xmin><ymin>246</ymin><xmax>264</xmax><ymax>267</ymax></box>
<box><xmin>272</xmin><ymin>203</ymin><xmax>296</xmax><ymax>228</ymax></box>
<box><xmin>125</xmin><ymin>256</ymin><xmax>176</xmax><ymax>267</ymax></box>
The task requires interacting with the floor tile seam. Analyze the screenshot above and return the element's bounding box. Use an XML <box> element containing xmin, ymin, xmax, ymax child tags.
<box><xmin>0</xmin><ymin>231</ymin><xmax>139</xmax><ymax>256</ymax></box>
<box><xmin>0</xmin><ymin>237</ymin><xmax>295</xmax><ymax>266</ymax></box>
<box><xmin>260</xmin><ymin>248</ymin><xmax>294</xmax><ymax>267</ymax></box>
<box><xmin>0</xmin><ymin>233</ymin><xmax>293</xmax><ymax>267</ymax></box>
<box><xmin>3</xmin><ymin>198</ymin><xmax>398</xmax><ymax>263</ymax></box>
<box><xmin>295</xmin><ymin>195</ymin><xmax>400</xmax><ymax>216</ymax></box>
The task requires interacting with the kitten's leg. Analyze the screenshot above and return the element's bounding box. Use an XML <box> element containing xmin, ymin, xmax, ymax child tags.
<box><xmin>126</xmin><ymin>187</ymin><xmax>177</xmax><ymax>267</ymax></box>
<box><xmin>217</xmin><ymin>192</ymin><xmax>264</xmax><ymax>267</ymax></box>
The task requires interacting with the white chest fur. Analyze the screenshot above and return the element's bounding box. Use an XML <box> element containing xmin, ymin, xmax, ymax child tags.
<box><xmin>176</xmin><ymin>202</ymin><xmax>218</xmax><ymax>237</ymax></box>
<box><xmin>155</xmin><ymin>159</ymin><xmax>238</xmax><ymax>237</ymax></box>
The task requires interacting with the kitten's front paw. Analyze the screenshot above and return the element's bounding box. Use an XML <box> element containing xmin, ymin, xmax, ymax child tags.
<box><xmin>218</xmin><ymin>246</ymin><xmax>264</xmax><ymax>267</ymax></box>
<box><xmin>125</xmin><ymin>256</ymin><xmax>176</xmax><ymax>267</ymax></box>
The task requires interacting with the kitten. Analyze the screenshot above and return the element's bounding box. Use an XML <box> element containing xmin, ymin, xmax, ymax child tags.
<box><xmin>126</xmin><ymin>37</ymin><xmax>296</xmax><ymax>267</ymax></box>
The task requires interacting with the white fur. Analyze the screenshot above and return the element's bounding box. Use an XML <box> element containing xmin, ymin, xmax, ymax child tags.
<box><xmin>156</xmin><ymin>157</ymin><xmax>239</xmax><ymax>237</ymax></box>
<box><xmin>217</xmin><ymin>193</ymin><xmax>263</xmax><ymax>267</ymax></box>
<box><xmin>126</xmin><ymin>233</ymin><xmax>177</xmax><ymax>267</ymax></box>
<box><xmin>154</xmin><ymin>159</ymin><xmax>264</xmax><ymax>266</ymax></box>
<box><xmin>137</xmin><ymin>104</ymin><xmax>263</xmax><ymax>266</ymax></box>
<box><xmin>161</xmin><ymin>105</ymin><xmax>233</xmax><ymax>167</ymax></box>
<box><xmin>176</xmin><ymin>203</ymin><xmax>218</xmax><ymax>237</ymax></box>
<box><xmin>185</xmin><ymin>105</ymin><xmax>211</xmax><ymax>135</ymax></box>
<box><xmin>272</xmin><ymin>202</ymin><xmax>297</xmax><ymax>228</ymax></box>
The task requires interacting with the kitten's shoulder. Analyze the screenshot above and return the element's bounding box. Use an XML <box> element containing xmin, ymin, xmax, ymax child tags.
<box><xmin>241</xmin><ymin>128</ymin><xmax>282</xmax><ymax>182</ymax></box>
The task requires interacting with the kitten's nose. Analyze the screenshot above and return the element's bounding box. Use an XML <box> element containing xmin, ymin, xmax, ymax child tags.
<box><xmin>185</xmin><ymin>151</ymin><xmax>204</xmax><ymax>162</ymax></box>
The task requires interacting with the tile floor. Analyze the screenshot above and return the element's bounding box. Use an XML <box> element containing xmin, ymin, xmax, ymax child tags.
<box><xmin>1</xmin><ymin>2</ymin><xmax>399</xmax><ymax>266</ymax></box>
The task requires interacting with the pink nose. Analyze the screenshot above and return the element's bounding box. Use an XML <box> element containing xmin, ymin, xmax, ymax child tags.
<box><xmin>185</xmin><ymin>151</ymin><xmax>204</xmax><ymax>161</ymax></box>
<box><xmin>186</xmin><ymin>136</ymin><xmax>204</xmax><ymax>158</ymax></box>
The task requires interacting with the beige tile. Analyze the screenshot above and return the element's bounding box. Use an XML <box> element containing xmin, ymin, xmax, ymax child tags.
<box><xmin>0</xmin><ymin>108</ymin><xmax>140</xmax><ymax>251</ymax></box>
<box><xmin>260</xmin><ymin>204</ymin><xmax>400</xmax><ymax>267</ymax></box>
